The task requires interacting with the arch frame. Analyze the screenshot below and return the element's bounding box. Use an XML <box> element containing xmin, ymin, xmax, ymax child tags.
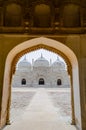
<box><xmin>1</xmin><ymin>37</ymin><xmax>82</xmax><ymax>130</ymax></box>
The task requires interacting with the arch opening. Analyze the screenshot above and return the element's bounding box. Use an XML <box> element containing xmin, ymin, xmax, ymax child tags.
<box><xmin>39</xmin><ymin>78</ymin><xmax>45</xmax><ymax>85</ymax></box>
<box><xmin>4</xmin><ymin>3</ymin><xmax>22</xmax><ymax>27</ymax></box>
<box><xmin>21</xmin><ymin>79</ymin><xmax>26</xmax><ymax>85</ymax></box>
<box><xmin>57</xmin><ymin>79</ymin><xmax>62</xmax><ymax>85</ymax></box>
<box><xmin>11</xmin><ymin>48</ymin><xmax>72</xmax><ymax>124</ymax></box>
<box><xmin>1</xmin><ymin>37</ymin><xmax>82</xmax><ymax>130</ymax></box>
<box><xmin>33</xmin><ymin>4</ymin><xmax>51</xmax><ymax>27</ymax></box>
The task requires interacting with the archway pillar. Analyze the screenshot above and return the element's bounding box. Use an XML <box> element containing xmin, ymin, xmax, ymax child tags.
<box><xmin>78</xmin><ymin>58</ymin><xmax>86</xmax><ymax>130</ymax></box>
<box><xmin>67</xmin><ymin>65</ymin><xmax>75</xmax><ymax>125</ymax></box>
<box><xmin>0</xmin><ymin>53</ymin><xmax>11</xmax><ymax>128</ymax></box>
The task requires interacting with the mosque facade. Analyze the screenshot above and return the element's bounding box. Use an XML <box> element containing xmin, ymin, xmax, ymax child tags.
<box><xmin>12</xmin><ymin>54</ymin><xmax>70</xmax><ymax>88</ymax></box>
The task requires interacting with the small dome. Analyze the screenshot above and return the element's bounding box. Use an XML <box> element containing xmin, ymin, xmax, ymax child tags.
<box><xmin>34</xmin><ymin>54</ymin><xmax>49</xmax><ymax>67</ymax></box>
<box><xmin>18</xmin><ymin>56</ymin><xmax>31</xmax><ymax>68</ymax></box>
<box><xmin>52</xmin><ymin>57</ymin><xmax>65</xmax><ymax>69</ymax></box>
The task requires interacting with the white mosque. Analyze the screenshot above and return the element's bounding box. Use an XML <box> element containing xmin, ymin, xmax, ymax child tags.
<box><xmin>12</xmin><ymin>54</ymin><xmax>70</xmax><ymax>88</ymax></box>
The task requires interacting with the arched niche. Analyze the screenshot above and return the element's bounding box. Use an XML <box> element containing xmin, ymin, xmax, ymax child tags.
<box><xmin>62</xmin><ymin>4</ymin><xmax>80</xmax><ymax>27</ymax></box>
<box><xmin>4</xmin><ymin>3</ymin><xmax>22</xmax><ymax>27</ymax></box>
<box><xmin>33</xmin><ymin>4</ymin><xmax>51</xmax><ymax>27</ymax></box>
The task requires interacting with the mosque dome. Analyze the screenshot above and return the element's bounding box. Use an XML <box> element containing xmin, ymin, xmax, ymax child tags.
<box><xmin>18</xmin><ymin>56</ymin><xmax>31</xmax><ymax>69</ymax></box>
<box><xmin>34</xmin><ymin>54</ymin><xmax>49</xmax><ymax>67</ymax></box>
<box><xmin>52</xmin><ymin>57</ymin><xmax>65</xmax><ymax>69</ymax></box>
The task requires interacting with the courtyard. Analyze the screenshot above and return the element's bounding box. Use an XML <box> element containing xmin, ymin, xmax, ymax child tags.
<box><xmin>3</xmin><ymin>87</ymin><xmax>76</xmax><ymax>130</ymax></box>
<box><xmin>10</xmin><ymin>87</ymin><xmax>72</xmax><ymax>123</ymax></box>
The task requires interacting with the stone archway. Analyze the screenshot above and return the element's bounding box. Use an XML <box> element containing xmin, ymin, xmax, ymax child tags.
<box><xmin>1</xmin><ymin>37</ymin><xmax>82</xmax><ymax>130</ymax></box>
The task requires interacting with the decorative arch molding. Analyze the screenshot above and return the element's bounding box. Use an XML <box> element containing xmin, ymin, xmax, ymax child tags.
<box><xmin>4</xmin><ymin>0</ymin><xmax>23</xmax><ymax>6</ymax></box>
<box><xmin>12</xmin><ymin>44</ymin><xmax>70</xmax><ymax>74</ymax></box>
<box><xmin>1</xmin><ymin>37</ymin><xmax>82</xmax><ymax>130</ymax></box>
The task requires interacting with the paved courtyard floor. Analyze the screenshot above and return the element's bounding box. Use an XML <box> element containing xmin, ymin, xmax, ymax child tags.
<box><xmin>3</xmin><ymin>88</ymin><xmax>76</xmax><ymax>130</ymax></box>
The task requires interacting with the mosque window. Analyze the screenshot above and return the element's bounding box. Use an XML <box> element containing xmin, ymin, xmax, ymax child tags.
<box><xmin>21</xmin><ymin>79</ymin><xmax>26</xmax><ymax>85</ymax></box>
<box><xmin>39</xmin><ymin>78</ymin><xmax>45</xmax><ymax>85</ymax></box>
<box><xmin>57</xmin><ymin>79</ymin><xmax>62</xmax><ymax>85</ymax></box>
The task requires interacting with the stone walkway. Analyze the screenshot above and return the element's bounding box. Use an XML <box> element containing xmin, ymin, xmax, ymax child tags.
<box><xmin>4</xmin><ymin>88</ymin><xmax>76</xmax><ymax>130</ymax></box>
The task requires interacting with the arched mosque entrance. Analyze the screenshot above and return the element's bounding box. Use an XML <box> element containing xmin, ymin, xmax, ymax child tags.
<box><xmin>1</xmin><ymin>37</ymin><xmax>82</xmax><ymax>130</ymax></box>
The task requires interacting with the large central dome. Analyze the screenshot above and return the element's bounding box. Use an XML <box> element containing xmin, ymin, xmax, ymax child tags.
<box><xmin>34</xmin><ymin>54</ymin><xmax>49</xmax><ymax>67</ymax></box>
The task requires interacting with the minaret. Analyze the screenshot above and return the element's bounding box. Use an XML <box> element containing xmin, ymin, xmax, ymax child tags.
<box><xmin>57</xmin><ymin>56</ymin><xmax>60</xmax><ymax>61</ymax></box>
<box><xmin>41</xmin><ymin>53</ymin><xmax>43</xmax><ymax>58</ymax></box>
<box><xmin>50</xmin><ymin>59</ymin><xmax>52</xmax><ymax>66</ymax></box>
<box><xmin>24</xmin><ymin>55</ymin><xmax>27</xmax><ymax>61</ymax></box>
<box><xmin>32</xmin><ymin>59</ymin><xmax>34</xmax><ymax>66</ymax></box>
<box><xmin>32</xmin><ymin>59</ymin><xmax>34</xmax><ymax>70</ymax></box>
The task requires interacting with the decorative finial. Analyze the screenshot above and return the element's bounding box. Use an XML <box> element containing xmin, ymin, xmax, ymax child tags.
<box><xmin>57</xmin><ymin>56</ymin><xmax>60</xmax><ymax>61</ymax></box>
<box><xmin>32</xmin><ymin>59</ymin><xmax>34</xmax><ymax>65</ymax></box>
<box><xmin>41</xmin><ymin>53</ymin><xmax>43</xmax><ymax>58</ymax></box>
<box><xmin>24</xmin><ymin>55</ymin><xmax>27</xmax><ymax>61</ymax></box>
<box><xmin>50</xmin><ymin>59</ymin><xmax>52</xmax><ymax>65</ymax></box>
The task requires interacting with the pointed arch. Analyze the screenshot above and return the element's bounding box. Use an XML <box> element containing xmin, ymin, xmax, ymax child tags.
<box><xmin>1</xmin><ymin>37</ymin><xmax>82</xmax><ymax>130</ymax></box>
